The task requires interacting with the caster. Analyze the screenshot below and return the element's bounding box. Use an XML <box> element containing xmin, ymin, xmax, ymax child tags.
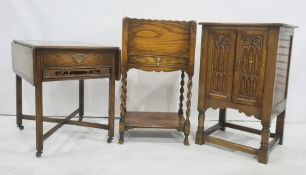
<box><xmin>36</xmin><ymin>151</ymin><xmax>42</xmax><ymax>157</ymax></box>
<box><xmin>17</xmin><ymin>124</ymin><xmax>24</xmax><ymax>130</ymax></box>
<box><xmin>219</xmin><ymin>126</ymin><xmax>226</xmax><ymax>131</ymax></box>
<box><xmin>107</xmin><ymin>137</ymin><xmax>113</xmax><ymax>143</ymax></box>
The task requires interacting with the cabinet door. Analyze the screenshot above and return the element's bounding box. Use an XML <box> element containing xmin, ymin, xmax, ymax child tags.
<box><xmin>232</xmin><ymin>29</ymin><xmax>268</xmax><ymax>106</ymax></box>
<box><xmin>205</xmin><ymin>29</ymin><xmax>236</xmax><ymax>101</ymax></box>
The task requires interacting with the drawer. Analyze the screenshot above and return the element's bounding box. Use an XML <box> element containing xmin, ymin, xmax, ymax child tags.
<box><xmin>41</xmin><ymin>50</ymin><xmax>113</xmax><ymax>68</ymax></box>
<box><xmin>128</xmin><ymin>55</ymin><xmax>187</xmax><ymax>71</ymax></box>
<box><xmin>43</xmin><ymin>67</ymin><xmax>110</xmax><ymax>80</ymax></box>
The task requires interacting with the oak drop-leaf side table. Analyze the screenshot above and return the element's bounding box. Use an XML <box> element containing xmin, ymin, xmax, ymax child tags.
<box><xmin>119</xmin><ymin>18</ymin><xmax>196</xmax><ymax>145</ymax></box>
<box><xmin>12</xmin><ymin>40</ymin><xmax>120</xmax><ymax>157</ymax></box>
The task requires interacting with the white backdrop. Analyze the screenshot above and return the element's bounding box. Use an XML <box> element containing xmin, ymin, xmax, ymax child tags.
<box><xmin>0</xmin><ymin>0</ymin><xmax>305</xmax><ymax>122</ymax></box>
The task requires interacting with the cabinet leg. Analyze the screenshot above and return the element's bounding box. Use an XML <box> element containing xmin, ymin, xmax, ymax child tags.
<box><xmin>119</xmin><ymin>74</ymin><xmax>127</xmax><ymax>144</ymax></box>
<box><xmin>219</xmin><ymin>108</ymin><xmax>226</xmax><ymax>131</ymax></box>
<box><xmin>107</xmin><ymin>75</ymin><xmax>115</xmax><ymax>143</ymax></box>
<box><xmin>16</xmin><ymin>75</ymin><xmax>24</xmax><ymax>130</ymax></box>
<box><xmin>183</xmin><ymin>120</ymin><xmax>190</xmax><ymax>146</ymax></box>
<box><xmin>258</xmin><ymin>122</ymin><xmax>270</xmax><ymax>164</ymax></box>
<box><xmin>35</xmin><ymin>82</ymin><xmax>43</xmax><ymax>157</ymax></box>
<box><xmin>276</xmin><ymin>110</ymin><xmax>285</xmax><ymax>145</ymax></box>
<box><xmin>195</xmin><ymin>109</ymin><xmax>205</xmax><ymax>145</ymax></box>
<box><xmin>78</xmin><ymin>80</ymin><xmax>84</xmax><ymax>121</ymax></box>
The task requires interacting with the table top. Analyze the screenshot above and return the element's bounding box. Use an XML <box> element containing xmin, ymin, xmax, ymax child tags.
<box><xmin>12</xmin><ymin>40</ymin><xmax>121</xmax><ymax>84</ymax></box>
<box><xmin>13</xmin><ymin>40</ymin><xmax>120</xmax><ymax>50</ymax></box>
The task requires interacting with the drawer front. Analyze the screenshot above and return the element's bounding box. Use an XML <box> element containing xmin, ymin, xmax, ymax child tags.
<box><xmin>43</xmin><ymin>67</ymin><xmax>110</xmax><ymax>80</ymax></box>
<box><xmin>128</xmin><ymin>55</ymin><xmax>187</xmax><ymax>72</ymax></box>
<box><xmin>41</xmin><ymin>50</ymin><xmax>113</xmax><ymax>68</ymax></box>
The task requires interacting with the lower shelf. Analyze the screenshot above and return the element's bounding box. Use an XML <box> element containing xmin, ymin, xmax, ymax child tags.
<box><xmin>125</xmin><ymin>111</ymin><xmax>185</xmax><ymax>130</ymax></box>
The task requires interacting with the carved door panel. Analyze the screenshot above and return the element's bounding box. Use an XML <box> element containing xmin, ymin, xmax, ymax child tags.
<box><xmin>232</xmin><ymin>29</ymin><xmax>268</xmax><ymax>106</ymax></box>
<box><xmin>205</xmin><ymin>29</ymin><xmax>236</xmax><ymax>101</ymax></box>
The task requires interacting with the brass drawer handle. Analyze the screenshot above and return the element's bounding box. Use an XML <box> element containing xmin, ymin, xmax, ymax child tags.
<box><xmin>156</xmin><ymin>57</ymin><xmax>161</xmax><ymax>67</ymax></box>
<box><xmin>72</xmin><ymin>53</ymin><xmax>86</xmax><ymax>64</ymax></box>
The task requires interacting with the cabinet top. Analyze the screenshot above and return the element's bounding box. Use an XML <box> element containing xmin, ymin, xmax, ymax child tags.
<box><xmin>198</xmin><ymin>22</ymin><xmax>297</xmax><ymax>28</ymax></box>
<box><xmin>13</xmin><ymin>40</ymin><xmax>120</xmax><ymax>50</ymax></box>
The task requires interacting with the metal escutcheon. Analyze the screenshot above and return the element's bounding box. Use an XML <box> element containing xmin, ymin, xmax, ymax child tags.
<box><xmin>156</xmin><ymin>57</ymin><xmax>161</xmax><ymax>67</ymax></box>
<box><xmin>73</xmin><ymin>53</ymin><xmax>85</xmax><ymax>64</ymax></box>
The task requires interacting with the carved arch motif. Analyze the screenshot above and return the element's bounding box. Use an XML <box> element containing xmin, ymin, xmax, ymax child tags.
<box><xmin>210</xmin><ymin>35</ymin><xmax>231</xmax><ymax>94</ymax></box>
<box><xmin>237</xmin><ymin>34</ymin><xmax>263</xmax><ymax>99</ymax></box>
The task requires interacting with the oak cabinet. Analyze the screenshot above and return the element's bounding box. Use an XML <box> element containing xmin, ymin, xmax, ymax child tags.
<box><xmin>195</xmin><ymin>23</ymin><xmax>296</xmax><ymax>164</ymax></box>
